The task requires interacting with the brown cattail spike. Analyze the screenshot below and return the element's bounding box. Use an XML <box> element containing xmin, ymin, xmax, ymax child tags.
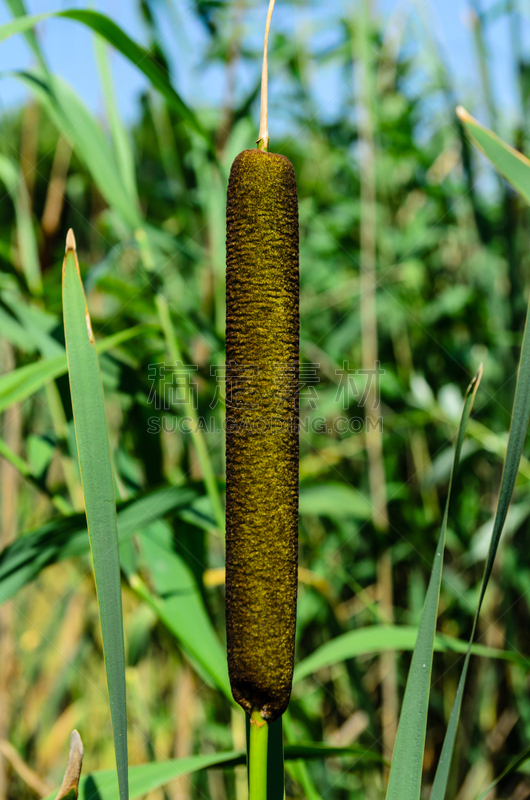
<box><xmin>225</xmin><ymin>148</ymin><xmax>299</xmax><ymax>722</ymax></box>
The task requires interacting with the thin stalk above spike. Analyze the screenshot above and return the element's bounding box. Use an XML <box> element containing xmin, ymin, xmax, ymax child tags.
<box><xmin>257</xmin><ymin>0</ymin><xmax>276</xmax><ymax>151</ymax></box>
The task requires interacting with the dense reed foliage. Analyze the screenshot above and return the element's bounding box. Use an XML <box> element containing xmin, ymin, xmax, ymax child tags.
<box><xmin>1</xmin><ymin>1</ymin><xmax>530</xmax><ymax>799</ymax></box>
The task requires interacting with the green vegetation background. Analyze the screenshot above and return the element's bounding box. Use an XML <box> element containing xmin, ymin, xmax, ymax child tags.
<box><xmin>1</xmin><ymin>1</ymin><xmax>530</xmax><ymax>799</ymax></box>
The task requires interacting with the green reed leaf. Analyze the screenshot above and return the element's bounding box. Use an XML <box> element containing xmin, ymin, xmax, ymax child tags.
<box><xmin>474</xmin><ymin>743</ymin><xmax>530</xmax><ymax>800</ymax></box>
<box><xmin>293</xmin><ymin>622</ymin><xmax>529</xmax><ymax>685</ymax></box>
<box><xmin>0</xmin><ymin>10</ymin><xmax>49</xmax><ymax>43</ymax></box>
<box><xmin>59</xmin><ymin>10</ymin><xmax>208</xmax><ymax>142</ymax></box>
<box><xmin>44</xmin><ymin>752</ymin><xmax>244</xmax><ymax>800</ymax></box>
<box><xmin>385</xmin><ymin>367</ymin><xmax>482</xmax><ymax>800</ymax></box>
<box><xmin>62</xmin><ymin>231</ymin><xmax>128</xmax><ymax>800</ymax></box>
<box><xmin>0</xmin><ymin>485</ymin><xmax>200</xmax><ymax>604</ymax></box>
<box><xmin>0</xmin><ymin>153</ymin><xmax>41</xmax><ymax>295</ymax></box>
<box><xmin>15</xmin><ymin>69</ymin><xmax>141</xmax><ymax>229</ymax></box>
<box><xmin>43</xmin><ymin>743</ymin><xmax>378</xmax><ymax>800</ymax></box>
<box><xmin>457</xmin><ymin>106</ymin><xmax>530</xmax><ymax>205</ymax></box>
<box><xmin>129</xmin><ymin>520</ymin><xmax>231</xmax><ymax>699</ymax></box>
<box><xmin>94</xmin><ymin>36</ymin><xmax>140</xmax><ymax>211</ymax></box>
<box><xmin>0</xmin><ymin>325</ymin><xmax>151</xmax><ymax>413</ymax></box>
<box><xmin>430</xmin><ymin>118</ymin><xmax>530</xmax><ymax>800</ymax></box>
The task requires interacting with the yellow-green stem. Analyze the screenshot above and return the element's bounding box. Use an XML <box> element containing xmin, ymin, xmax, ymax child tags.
<box><xmin>249</xmin><ymin>710</ymin><xmax>268</xmax><ymax>800</ymax></box>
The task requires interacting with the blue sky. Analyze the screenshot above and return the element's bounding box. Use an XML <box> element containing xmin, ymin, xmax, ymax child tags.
<box><xmin>0</xmin><ymin>0</ymin><xmax>526</xmax><ymax>138</ymax></box>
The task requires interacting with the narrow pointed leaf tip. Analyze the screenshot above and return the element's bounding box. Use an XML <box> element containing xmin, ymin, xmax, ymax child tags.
<box><xmin>455</xmin><ymin>105</ymin><xmax>471</xmax><ymax>123</ymax></box>
<box><xmin>457</xmin><ymin>106</ymin><xmax>530</xmax><ymax>206</ymax></box>
<box><xmin>55</xmin><ymin>730</ymin><xmax>84</xmax><ymax>800</ymax></box>
<box><xmin>66</xmin><ymin>229</ymin><xmax>77</xmax><ymax>253</ymax></box>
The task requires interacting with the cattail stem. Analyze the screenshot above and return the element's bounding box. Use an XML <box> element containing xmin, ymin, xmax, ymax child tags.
<box><xmin>257</xmin><ymin>0</ymin><xmax>276</xmax><ymax>151</ymax></box>
<box><xmin>249</xmin><ymin>710</ymin><xmax>268</xmax><ymax>800</ymax></box>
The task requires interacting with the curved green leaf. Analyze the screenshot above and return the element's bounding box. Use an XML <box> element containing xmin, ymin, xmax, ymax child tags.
<box><xmin>0</xmin><ymin>485</ymin><xmax>199</xmax><ymax>604</ymax></box>
<box><xmin>59</xmin><ymin>11</ymin><xmax>207</xmax><ymax>142</ymax></box>
<box><xmin>299</xmin><ymin>483</ymin><xmax>372</xmax><ymax>519</ymax></box>
<box><xmin>3</xmin><ymin>0</ymin><xmax>46</xmax><ymax>65</ymax></box>
<box><xmin>44</xmin><ymin>752</ymin><xmax>245</xmax><ymax>800</ymax></box>
<box><xmin>0</xmin><ymin>9</ymin><xmax>209</xmax><ymax>144</ymax></box>
<box><xmin>130</xmin><ymin>520</ymin><xmax>231</xmax><ymax>699</ymax></box>
<box><xmin>293</xmin><ymin>623</ymin><xmax>529</xmax><ymax>686</ymax></box>
<box><xmin>42</xmin><ymin>742</ymin><xmax>380</xmax><ymax>800</ymax></box>
<box><xmin>0</xmin><ymin>11</ymin><xmax>49</xmax><ymax>43</ymax></box>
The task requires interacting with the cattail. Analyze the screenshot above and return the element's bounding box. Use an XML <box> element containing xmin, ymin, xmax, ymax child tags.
<box><xmin>225</xmin><ymin>147</ymin><xmax>299</xmax><ymax>722</ymax></box>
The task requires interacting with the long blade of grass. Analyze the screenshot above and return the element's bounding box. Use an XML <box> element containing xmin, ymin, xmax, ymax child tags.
<box><xmin>430</xmin><ymin>216</ymin><xmax>530</xmax><ymax>800</ymax></box>
<box><xmin>93</xmin><ymin>36</ymin><xmax>139</xmax><ymax>209</ymax></box>
<box><xmin>0</xmin><ymin>485</ymin><xmax>200</xmax><ymax>603</ymax></box>
<box><xmin>431</xmin><ymin>396</ymin><xmax>530</xmax><ymax>788</ymax></box>
<box><xmin>473</xmin><ymin>743</ymin><xmax>530</xmax><ymax>800</ymax></box>
<box><xmin>430</xmin><ymin>115</ymin><xmax>530</xmax><ymax>800</ymax></box>
<box><xmin>0</xmin><ymin>324</ymin><xmax>151</xmax><ymax>413</ymax></box>
<box><xmin>62</xmin><ymin>230</ymin><xmax>128</xmax><ymax>800</ymax></box>
<box><xmin>292</xmin><ymin>623</ymin><xmax>529</xmax><ymax>684</ymax></box>
<box><xmin>385</xmin><ymin>366</ymin><xmax>482</xmax><ymax>800</ymax></box>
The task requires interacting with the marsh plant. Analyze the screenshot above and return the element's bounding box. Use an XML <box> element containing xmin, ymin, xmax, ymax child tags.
<box><xmin>1</xmin><ymin>1</ymin><xmax>530</xmax><ymax>800</ymax></box>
